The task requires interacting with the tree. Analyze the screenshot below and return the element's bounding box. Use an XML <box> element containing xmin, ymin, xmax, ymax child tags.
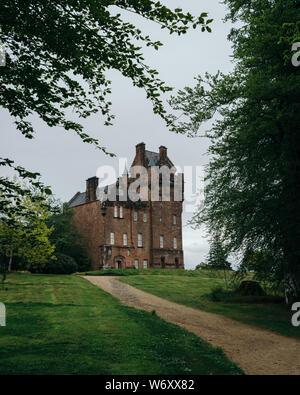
<box><xmin>195</xmin><ymin>262</ymin><xmax>208</xmax><ymax>270</ymax></box>
<box><xmin>0</xmin><ymin>158</ymin><xmax>53</xmax><ymax>225</ymax></box>
<box><xmin>46</xmin><ymin>204</ymin><xmax>91</xmax><ymax>272</ymax></box>
<box><xmin>169</xmin><ymin>0</ymin><xmax>300</xmax><ymax>302</ymax></box>
<box><xmin>240</xmin><ymin>249</ymin><xmax>281</xmax><ymax>292</ymax></box>
<box><xmin>0</xmin><ymin>1</ymin><xmax>212</xmax><ymax>222</ymax></box>
<box><xmin>0</xmin><ymin>184</ymin><xmax>55</xmax><ymax>280</ymax></box>
<box><xmin>206</xmin><ymin>234</ymin><xmax>230</xmax><ymax>271</ymax></box>
<box><xmin>206</xmin><ymin>234</ymin><xmax>231</xmax><ymax>288</ymax></box>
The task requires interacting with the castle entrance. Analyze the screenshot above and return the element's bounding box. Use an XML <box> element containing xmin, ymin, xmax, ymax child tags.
<box><xmin>114</xmin><ymin>255</ymin><xmax>126</xmax><ymax>269</ymax></box>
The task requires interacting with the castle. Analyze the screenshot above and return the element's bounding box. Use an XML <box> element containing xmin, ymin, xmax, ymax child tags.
<box><xmin>68</xmin><ymin>143</ymin><xmax>184</xmax><ymax>270</ymax></box>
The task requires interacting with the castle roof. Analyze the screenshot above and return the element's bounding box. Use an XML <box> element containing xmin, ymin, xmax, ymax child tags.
<box><xmin>145</xmin><ymin>150</ymin><xmax>174</xmax><ymax>167</ymax></box>
<box><xmin>69</xmin><ymin>192</ymin><xmax>86</xmax><ymax>208</ymax></box>
<box><xmin>145</xmin><ymin>150</ymin><xmax>159</xmax><ymax>166</ymax></box>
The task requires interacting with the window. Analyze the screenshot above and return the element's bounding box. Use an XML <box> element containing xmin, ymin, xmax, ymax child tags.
<box><xmin>138</xmin><ymin>233</ymin><xmax>143</xmax><ymax>247</ymax></box>
<box><xmin>120</xmin><ymin>206</ymin><xmax>123</xmax><ymax>218</ymax></box>
<box><xmin>143</xmin><ymin>260</ymin><xmax>148</xmax><ymax>269</ymax></box>
<box><xmin>114</xmin><ymin>206</ymin><xmax>118</xmax><ymax>218</ymax></box>
<box><xmin>173</xmin><ymin>215</ymin><xmax>177</xmax><ymax>225</ymax></box>
<box><xmin>134</xmin><ymin>211</ymin><xmax>138</xmax><ymax>221</ymax></box>
<box><xmin>173</xmin><ymin>237</ymin><xmax>177</xmax><ymax>249</ymax></box>
<box><xmin>134</xmin><ymin>259</ymin><xmax>139</xmax><ymax>269</ymax></box>
<box><xmin>123</xmin><ymin>233</ymin><xmax>127</xmax><ymax>246</ymax></box>
<box><xmin>110</xmin><ymin>232</ymin><xmax>115</xmax><ymax>244</ymax></box>
<box><xmin>143</xmin><ymin>213</ymin><xmax>147</xmax><ymax>222</ymax></box>
<box><xmin>160</xmin><ymin>235</ymin><xmax>164</xmax><ymax>248</ymax></box>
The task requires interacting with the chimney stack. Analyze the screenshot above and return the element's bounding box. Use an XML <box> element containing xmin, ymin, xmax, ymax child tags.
<box><xmin>159</xmin><ymin>146</ymin><xmax>167</xmax><ymax>160</ymax></box>
<box><xmin>86</xmin><ymin>176</ymin><xmax>99</xmax><ymax>203</ymax></box>
<box><xmin>136</xmin><ymin>142</ymin><xmax>145</xmax><ymax>156</ymax></box>
<box><xmin>135</xmin><ymin>142</ymin><xmax>146</xmax><ymax>164</ymax></box>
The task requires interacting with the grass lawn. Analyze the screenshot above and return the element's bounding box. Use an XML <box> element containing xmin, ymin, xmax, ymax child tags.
<box><xmin>0</xmin><ymin>273</ymin><xmax>243</xmax><ymax>375</ymax></box>
<box><xmin>117</xmin><ymin>272</ymin><xmax>299</xmax><ymax>340</ymax></box>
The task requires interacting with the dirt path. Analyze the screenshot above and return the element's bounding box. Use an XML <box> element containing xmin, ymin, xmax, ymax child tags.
<box><xmin>84</xmin><ymin>276</ymin><xmax>300</xmax><ymax>375</ymax></box>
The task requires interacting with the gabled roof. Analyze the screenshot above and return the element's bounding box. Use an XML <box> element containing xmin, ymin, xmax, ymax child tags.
<box><xmin>68</xmin><ymin>192</ymin><xmax>86</xmax><ymax>208</ymax></box>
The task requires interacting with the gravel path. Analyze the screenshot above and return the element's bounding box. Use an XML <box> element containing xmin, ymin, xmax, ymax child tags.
<box><xmin>84</xmin><ymin>276</ymin><xmax>300</xmax><ymax>375</ymax></box>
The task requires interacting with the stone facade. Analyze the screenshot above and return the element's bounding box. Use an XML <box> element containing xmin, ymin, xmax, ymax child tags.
<box><xmin>69</xmin><ymin>143</ymin><xmax>184</xmax><ymax>270</ymax></box>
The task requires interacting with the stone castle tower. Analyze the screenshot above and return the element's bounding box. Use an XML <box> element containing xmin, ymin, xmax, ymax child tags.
<box><xmin>68</xmin><ymin>143</ymin><xmax>184</xmax><ymax>270</ymax></box>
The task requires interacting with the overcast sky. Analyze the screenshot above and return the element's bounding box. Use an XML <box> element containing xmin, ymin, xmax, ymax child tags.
<box><xmin>1</xmin><ymin>0</ymin><xmax>235</xmax><ymax>269</ymax></box>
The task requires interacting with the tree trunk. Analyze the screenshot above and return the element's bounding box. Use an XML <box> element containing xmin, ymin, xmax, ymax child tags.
<box><xmin>284</xmin><ymin>272</ymin><xmax>300</xmax><ymax>305</ymax></box>
<box><xmin>8</xmin><ymin>247</ymin><xmax>13</xmax><ymax>273</ymax></box>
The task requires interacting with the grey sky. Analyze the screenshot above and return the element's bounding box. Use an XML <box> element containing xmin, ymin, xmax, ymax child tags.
<box><xmin>1</xmin><ymin>0</ymin><xmax>234</xmax><ymax>269</ymax></box>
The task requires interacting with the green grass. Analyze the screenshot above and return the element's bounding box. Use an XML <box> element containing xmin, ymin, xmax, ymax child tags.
<box><xmin>80</xmin><ymin>268</ymin><xmax>223</xmax><ymax>277</ymax></box>
<box><xmin>118</xmin><ymin>273</ymin><xmax>299</xmax><ymax>340</ymax></box>
<box><xmin>0</xmin><ymin>273</ymin><xmax>243</xmax><ymax>375</ymax></box>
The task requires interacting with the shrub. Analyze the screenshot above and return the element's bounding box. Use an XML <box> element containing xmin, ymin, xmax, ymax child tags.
<box><xmin>224</xmin><ymin>295</ymin><xmax>284</xmax><ymax>304</ymax></box>
<box><xmin>46</xmin><ymin>253</ymin><xmax>78</xmax><ymax>274</ymax></box>
<box><xmin>237</xmin><ymin>280</ymin><xmax>265</xmax><ymax>296</ymax></box>
<box><xmin>210</xmin><ymin>286</ymin><xmax>228</xmax><ymax>302</ymax></box>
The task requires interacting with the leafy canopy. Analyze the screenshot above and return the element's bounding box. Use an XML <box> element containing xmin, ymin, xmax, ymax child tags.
<box><xmin>169</xmin><ymin>0</ymin><xmax>300</xmax><ymax>293</ymax></box>
<box><xmin>0</xmin><ymin>0</ymin><xmax>212</xmax><ymax>150</ymax></box>
<box><xmin>0</xmin><ymin>0</ymin><xmax>212</xmax><ymax>223</ymax></box>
